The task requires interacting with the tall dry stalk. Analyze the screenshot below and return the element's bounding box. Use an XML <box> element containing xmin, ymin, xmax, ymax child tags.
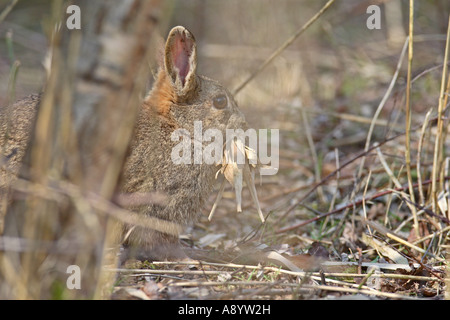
<box><xmin>405</xmin><ymin>0</ymin><xmax>419</xmax><ymax>240</ymax></box>
<box><xmin>438</xmin><ymin>14</ymin><xmax>450</xmax><ymax>303</ymax></box>
<box><xmin>432</xmin><ymin>15</ymin><xmax>450</xmax><ymax>216</ymax></box>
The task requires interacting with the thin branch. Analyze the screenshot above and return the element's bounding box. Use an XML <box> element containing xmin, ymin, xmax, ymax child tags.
<box><xmin>0</xmin><ymin>0</ymin><xmax>19</xmax><ymax>25</ymax></box>
<box><xmin>233</xmin><ymin>0</ymin><xmax>336</xmax><ymax>95</ymax></box>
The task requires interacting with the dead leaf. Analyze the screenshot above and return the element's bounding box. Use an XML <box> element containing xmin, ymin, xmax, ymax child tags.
<box><xmin>361</xmin><ymin>233</ymin><xmax>408</xmax><ymax>265</ymax></box>
<box><xmin>141</xmin><ymin>279</ymin><xmax>161</xmax><ymax>299</ymax></box>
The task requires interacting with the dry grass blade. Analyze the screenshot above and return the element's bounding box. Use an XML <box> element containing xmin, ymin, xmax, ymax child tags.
<box><xmin>211</xmin><ymin>138</ymin><xmax>265</xmax><ymax>223</ymax></box>
<box><xmin>375</xmin><ymin>147</ymin><xmax>402</xmax><ymax>189</ymax></box>
<box><xmin>357</xmin><ymin>37</ymin><xmax>409</xmax><ymax>178</ymax></box>
<box><xmin>416</xmin><ymin>109</ymin><xmax>433</xmax><ymax>205</ymax></box>
<box><xmin>208</xmin><ymin>178</ymin><xmax>226</xmax><ymax>221</ymax></box>
<box><xmin>301</xmin><ymin>108</ymin><xmax>325</xmax><ymax>203</ymax></box>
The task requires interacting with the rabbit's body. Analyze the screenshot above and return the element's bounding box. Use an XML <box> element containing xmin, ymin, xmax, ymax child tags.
<box><xmin>0</xmin><ymin>94</ymin><xmax>40</xmax><ymax>234</ymax></box>
<box><xmin>0</xmin><ymin>26</ymin><xmax>249</xmax><ymax>260</ymax></box>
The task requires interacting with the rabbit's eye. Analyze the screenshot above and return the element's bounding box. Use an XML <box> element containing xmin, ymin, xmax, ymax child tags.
<box><xmin>213</xmin><ymin>94</ymin><xmax>227</xmax><ymax>109</ymax></box>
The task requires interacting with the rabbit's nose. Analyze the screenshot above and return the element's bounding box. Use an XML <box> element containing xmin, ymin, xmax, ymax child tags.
<box><xmin>227</xmin><ymin>112</ymin><xmax>247</xmax><ymax>130</ymax></box>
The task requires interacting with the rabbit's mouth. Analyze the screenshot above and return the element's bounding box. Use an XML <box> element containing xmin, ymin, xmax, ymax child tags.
<box><xmin>225</xmin><ymin>112</ymin><xmax>248</xmax><ymax>131</ymax></box>
<box><xmin>208</xmin><ymin>114</ymin><xmax>266</xmax><ymax>224</ymax></box>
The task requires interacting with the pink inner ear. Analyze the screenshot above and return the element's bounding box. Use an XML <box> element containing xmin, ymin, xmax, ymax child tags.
<box><xmin>171</xmin><ymin>33</ymin><xmax>193</xmax><ymax>87</ymax></box>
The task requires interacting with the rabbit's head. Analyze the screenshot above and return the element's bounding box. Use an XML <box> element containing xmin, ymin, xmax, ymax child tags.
<box><xmin>146</xmin><ymin>26</ymin><xmax>246</xmax><ymax>136</ymax></box>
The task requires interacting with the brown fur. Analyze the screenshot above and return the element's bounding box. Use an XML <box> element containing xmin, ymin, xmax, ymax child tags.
<box><xmin>146</xmin><ymin>71</ymin><xmax>177</xmax><ymax>117</ymax></box>
<box><xmin>0</xmin><ymin>94</ymin><xmax>40</xmax><ymax>234</ymax></box>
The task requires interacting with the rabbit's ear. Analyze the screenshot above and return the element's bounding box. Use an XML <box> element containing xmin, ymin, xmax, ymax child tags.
<box><xmin>164</xmin><ymin>26</ymin><xmax>198</xmax><ymax>98</ymax></box>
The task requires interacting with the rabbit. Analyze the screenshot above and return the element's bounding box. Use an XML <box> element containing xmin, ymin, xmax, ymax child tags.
<box><xmin>0</xmin><ymin>26</ymin><xmax>255</xmax><ymax>261</ymax></box>
<box><xmin>119</xmin><ymin>26</ymin><xmax>251</xmax><ymax>260</ymax></box>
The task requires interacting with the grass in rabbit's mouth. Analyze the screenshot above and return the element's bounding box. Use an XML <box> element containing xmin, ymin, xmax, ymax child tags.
<box><xmin>209</xmin><ymin>139</ymin><xmax>264</xmax><ymax>223</ymax></box>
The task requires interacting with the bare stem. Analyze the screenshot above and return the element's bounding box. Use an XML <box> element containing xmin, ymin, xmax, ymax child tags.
<box><xmin>405</xmin><ymin>0</ymin><xmax>419</xmax><ymax>239</ymax></box>
<box><xmin>431</xmin><ymin>14</ymin><xmax>450</xmax><ymax>215</ymax></box>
